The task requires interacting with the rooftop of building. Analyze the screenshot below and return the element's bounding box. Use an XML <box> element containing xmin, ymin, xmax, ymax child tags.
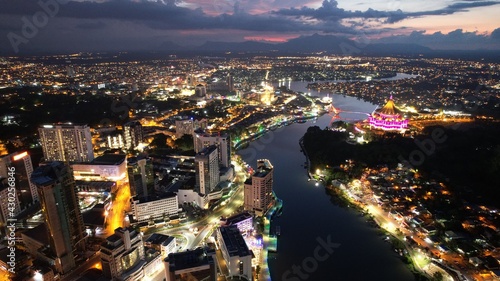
<box><xmin>31</xmin><ymin>161</ymin><xmax>68</xmax><ymax>186</ymax></box>
<box><xmin>376</xmin><ymin>96</ymin><xmax>404</xmax><ymax>116</ymax></box>
<box><xmin>90</xmin><ymin>154</ymin><xmax>126</xmax><ymax>165</ymax></box>
<box><xmin>223</xmin><ymin>212</ymin><xmax>253</xmax><ymax>226</ymax></box>
<box><xmin>102</xmin><ymin>227</ymin><xmax>140</xmax><ymax>250</ymax></box>
<box><xmin>218</xmin><ymin>225</ymin><xmax>251</xmax><ymax>257</ymax></box>
<box><xmin>196</xmin><ymin>145</ymin><xmax>218</xmax><ymax>156</ymax></box>
<box><xmin>39</xmin><ymin>123</ymin><xmax>89</xmax><ymax>129</ymax></box>
<box><xmin>145</xmin><ymin>233</ymin><xmax>175</xmax><ymax>246</ymax></box>
<box><xmin>194</xmin><ymin>128</ymin><xmax>229</xmax><ymax>139</ymax></box>
<box><xmin>165</xmin><ymin>247</ymin><xmax>212</xmax><ymax>272</ymax></box>
<box><xmin>253</xmin><ymin>167</ymin><xmax>272</xmax><ymax>178</ymax></box>
<box><xmin>134</xmin><ymin>192</ymin><xmax>177</xmax><ymax>204</ymax></box>
<box><xmin>21</xmin><ymin>223</ymin><xmax>50</xmax><ymax>246</ymax></box>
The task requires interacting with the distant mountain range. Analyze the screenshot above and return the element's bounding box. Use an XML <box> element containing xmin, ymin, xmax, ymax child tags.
<box><xmin>160</xmin><ymin>33</ymin><xmax>433</xmax><ymax>55</ymax></box>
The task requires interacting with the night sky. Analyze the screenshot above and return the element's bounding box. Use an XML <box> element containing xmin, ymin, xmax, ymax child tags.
<box><xmin>1</xmin><ymin>0</ymin><xmax>499</xmax><ymax>54</ymax></box>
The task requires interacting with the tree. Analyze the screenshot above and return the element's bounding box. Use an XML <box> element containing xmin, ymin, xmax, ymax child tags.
<box><xmin>150</xmin><ymin>133</ymin><xmax>169</xmax><ymax>148</ymax></box>
<box><xmin>175</xmin><ymin>134</ymin><xmax>194</xmax><ymax>151</ymax></box>
<box><xmin>432</xmin><ymin>271</ymin><xmax>443</xmax><ymax>281</ymax></box>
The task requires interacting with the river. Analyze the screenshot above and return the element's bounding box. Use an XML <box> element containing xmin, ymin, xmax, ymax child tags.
<box><xmin>238</xmin><ymin>76</ymin><xmax>417</xmax><ymax>281</ymax></box>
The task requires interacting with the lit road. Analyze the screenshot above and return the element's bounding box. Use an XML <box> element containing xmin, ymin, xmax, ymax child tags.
<box><xmin>145</xmin><ymin>182</ymin><xmax>244</xmax><ymax>249</ymax></box>
<box><xmin>105</xmin><ymin>179</ymin><xmax>131</xmax><ymax>233</ymax></box>
<box><xmin>342</xmin><ymin>179</ymin><xmax>478</xmax><ymax>281</ymax></box>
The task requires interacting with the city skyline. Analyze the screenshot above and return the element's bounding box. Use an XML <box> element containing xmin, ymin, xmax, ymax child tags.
<box><xmin>0</xmin><ymin>0</ymin><xmax>499</xmax><ymax>54</ymax></box>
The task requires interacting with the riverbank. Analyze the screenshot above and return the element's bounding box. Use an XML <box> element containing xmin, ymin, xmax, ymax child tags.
<box><xmin>299</xmin><ymin>136</ymin><xmax>435</xmax><ymax>280</ymax></box>
<box><xmin>234</xmin><ymin>113</ymin><xmax>322</xmax><ymax>150</ymax></box>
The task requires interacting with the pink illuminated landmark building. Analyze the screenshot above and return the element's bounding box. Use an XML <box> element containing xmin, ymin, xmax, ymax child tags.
<box><xmin>369</xmin><ymin>96</ymin><xmax>408</xmax><ymax>131</ymax></box>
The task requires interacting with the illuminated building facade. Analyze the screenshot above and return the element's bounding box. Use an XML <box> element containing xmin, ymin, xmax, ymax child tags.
<box><xmin>31</xmin><ymin>161</ymin><xmax>86</xmax><ymax>275</ymax></box>
<box><xmin>195</xmin><ymin>145</ymin><xmax>220</xmax><ymax>195</ymax></box>
<box><xmin>0</xmin><ymin>151</ymin><xmax>39</xmax><ymax>209</ymax></box>
<box><xmin>244</xmin><ymin>159</ymin><xmax>274</xmax><ymax>216</ymax></box>
<box><xmin>0</xmin><ymin>179</ymin><xmax>21</xmax><ymax>226</ymax></box>
<box><xmin>130</xmin><ymin>193</ymin><xmax>179</xmax><ymax>223</ymax></box>
<box><xmin>123</xmin><ymin>121</ymin><xmax>143</xmax><ymax>150</ymax></box>
<box><xmin>368</xmin><ymin>96</ymin><xmax>409</xmax><ymax>131</ymax></box>
<box><xmin>72</xmin><ymin>154</ymin><xmax>127</xmax><ymax>182</ymax></box>
<box><xmin>222</xmin><ymin>212</ymin><xmax>253</xmax><ymax>235</ymax></box>
<box><xmin>38</xmin><ymin>123</ymin><xmax>94</xmax><ymax>162</ymax></box>
<box><xmin>101</xmin><ymin>227</ymin><xmax>164</xmax><ymax>280</ymax></box>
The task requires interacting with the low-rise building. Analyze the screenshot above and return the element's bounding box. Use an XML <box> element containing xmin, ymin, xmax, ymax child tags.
<box><xmin>131</xmin><ymin>193</ymin><xmax>179</xmax><ymax>223</ymax></box>
<box><xmin>164</xmin><ymin>248</ymin><xmax>217</xmax><ymax>281</ymax></box>
<box><xmin>100</xmin><ymin>227</ymin><xmax>165</xmax><ymax>281</ymax></box>
<box><xmin>145</xmin><ymin>234</ymin><xmax>177</xmax><ymax>258</ymax></box>
<box><xmin>72</xmin><ymin>154</ymin><xmax>127</xmax><ymax>181</ymax></box>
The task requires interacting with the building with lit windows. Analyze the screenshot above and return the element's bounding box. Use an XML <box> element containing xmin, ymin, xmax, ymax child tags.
<box><xmin>175</xmin><ymin>118</ymin><xmax>194</xmax><ymax>139</ymax></box>
<box><xmin>195</xmin><ymin>145</ymin><xmax>220</xmax><ymax>195</ymax></box>
<box><xmin>216</xmin><ymin>225</ymin><xmax>253</xmax><ymax>280</ymax></box>
<box><xmin>130</xmin><ymin>193</ymin><xmax>179</xmax><ymax>223</ymax></box>
<box><xmin>31</xmin><ymin>161</ymin><xmax>86</xmax><ymax>275</ymax></box>
<box><xmin>100</xmin><ymin>227</ymin><xmax>164</xmax><ymax>281</ymax></box>
<box><xmin>368</xmin><ymin>96</ymin><xmax>409</xmax><ymax>131</ymax></box>
<box><xmin>0</xmin><ymin>179</ymin><xmax>21</xmax><ymax>227</ymax></box>
<box><xmin>0</xmin><ymin>151</ymin><xmax>39</xmax><ymax>209</ymax></box>
<box><xmin>123</xmin><ymin>121</ymin><xmax>143</xmax><ymax>150</ymax></box>
<box><xmin>194</xmin><ymin>131</ymin><xmax>231</xmax><ymax>169</ymax></box>
<box><xmin>221</xmin><ymin>212</ymin><xmax>253</xmax><ymax>235</ymax></box>
<box><xmin>244</xmin><ymin>159</ymin><xmax>274</xmax><ymax>216</ymax></box>
<box><xmin>38</xmin><ymin>123</ymin><xmax>94</xmax><ymax>162</ymax></box>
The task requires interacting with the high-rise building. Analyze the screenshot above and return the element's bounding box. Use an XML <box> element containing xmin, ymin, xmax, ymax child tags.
<box><xmin>195</xmin><ymin>84</ymin><xmax>207</xmax><ymax>97</ymax></box>
<box><xmin>38</xmin><ymin>123</ymin><xmax>94</xmax><ymax>162</ymax></box>
<box><xmin>194</xmin><ymin>131</ymin><xmax>231</xmax><ymax>168</ymax></box>
<box><xmin>123</xmin><ymin>121</ymin><xmax>143</xmax><ymax>150</ymax></box>
<box><xmin>0</xmin><ymin>151</ymin><xmax>39</xmax><ymax>209</ymax></box>
<box><xmin>195</xmin><ymin>145</ymin><xmax>219</xmax><ymax>195</ymax></box>
<box><xmin>227</xmin><ymin>74</ymin><xmax>234</xmax><ymax>92</ymax></box>
<box><xmin>31</xmin><ymin>161</ymin><xmax>86</xmax><ymax>275</ymax></box>
<box><xmin>101</xmin><ymin>227</ymin><xmax>164</xmax><ymax>280</ymax></box>
<box><xmin>0</xmin><ymin>178</ymin><xmax>21</xmax><ymax>227</ymax></box>
<box><xmin>128</xmin><ymin>157</ymin><xmax>154</xmax><ymax>198</ymax></box>
<box><xmin>244</xmin><ymin>159</ymin><xmax>274</xmax><ymax>216</ymax></box>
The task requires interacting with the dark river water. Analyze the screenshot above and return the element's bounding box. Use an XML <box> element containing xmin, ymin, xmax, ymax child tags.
<box><xmin>238</xmin><ymin>77</ymin><xmax>416</xmax><ymax>281</ymax></box>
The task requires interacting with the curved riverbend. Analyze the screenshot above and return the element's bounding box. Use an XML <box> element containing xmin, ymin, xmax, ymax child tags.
<box><xmin>238</xmin><ymin>96</ymin><xmax>415</xmax><ymax>281</ymax></box>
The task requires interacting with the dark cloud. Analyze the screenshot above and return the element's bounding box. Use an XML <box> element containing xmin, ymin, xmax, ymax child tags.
<box><xmin>0</xmin><ymin>0</ymin><xmax>499</xmax><ymax>53</ymax></box>
<box><xmin>491</xmin><ymin>28</ymin><xmax>500</xmax><ymax>40</ymax></box>
<box><xmin>0</xmin><ymin>0</ymin><xmax>328</xmax><ymax>32</ymax></box>
<box><xmin>375</xmin><ymin>28</ymin><xmax>500</xmax><ymax>50</ymax></box>
<box><xmin>75</xmin><ymin>21</ymin><xmax>107</xmax><ymax>30</ymax></box>
<box><xmin>273</xmin><ymin>0</ymin><xmax>500</xmax><ymax>23</ymax></box>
